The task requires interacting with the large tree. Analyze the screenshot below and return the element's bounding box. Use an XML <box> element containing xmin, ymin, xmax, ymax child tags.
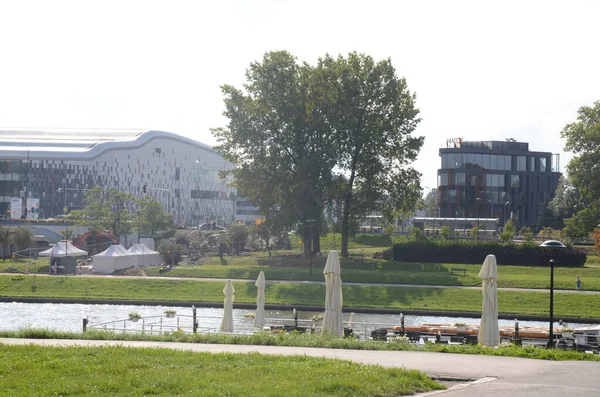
<box><xmin>327</xmin><ymin>53</ymin><xmax>423</xmax><ymax>257</ymax></box>
<box><xmin>561</xmin><ymin>100</ymin><xmax>600</xmax><ymax>237</ymax></box>
<box><xmin>423</xmin><ymin>188</ymin><xmax>438</xmax><ymax>218</ymax></box>
<box><xmin>70</xmin><ymin>187</ymin><xmax>135</xmax><ymax>242</ymax></box>
<box><xmin>136</xmin><ymin>196</ymin><xmax>174</xmax><ymax>248</ymax></box>
<box><xmin>213</xmin><ymin>51</ymin><xmax>337</xmax><ymax>257</ymax></box>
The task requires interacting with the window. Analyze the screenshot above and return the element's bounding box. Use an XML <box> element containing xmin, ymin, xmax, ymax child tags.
<box><xmin>455</xmin><ymin>172</ymin><xmax>465</xmax><ymax>186</ymax></box>
<box><xmin>540</xmin><ymin>157</ymin><xmax>547</xmax><ymax>172</ymax></box>
<box><xmin>504</xmin><ymin>155</ymin><xmax>512</xmax><ymax>171</ymax></box>
<box><xmin>466</xmin><ymin>153</ymin><xmax>474</xmax><ymax>167</ymax></box>
<box><xmin>490</xmin><ymin>155</ymin><xmax>498</xmax><ymax>170</ymax></box>
<box><xmin>530</xmin><ymin>157</ymin><xmax>535</xmax><ymax>172</ymax></box>
<box><xmin>438</xmin><ymin>172</ymin><xmax>448</xmax><ymax>186</ymax></box>
<box><xmin>474</xmin><ymin>154</ymin><xmax>483</xmax><ymax>167</ymax></box>
<box><xmin>517</xmin><ymin>156</ymin><xmax>526</xmax><ymax>171</ymax></box>
<box><xmin>482</xmin><ymin>154</ymin><xmax>490</xmax><ymax>169</ymax></box>
<box><xmin>446</xmin><ymin>189</ymin><xmax>457</xmax><ymax>203</ymax></box>
<box><xmin>511</xmin><ymin>175</ymin><xmax>520</xmax><ymax>188</ymax></box>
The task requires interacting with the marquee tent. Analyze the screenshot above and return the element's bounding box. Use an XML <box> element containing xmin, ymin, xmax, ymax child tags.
<box><xmin>92</xmin><ymin>244</ymin><xmax>138</xmax><ymax>274</ymax></box>
<box><xmin>128</xmin><ymin>243</ymin><xmax>161</xmax><ymax>266</ymax></box>
<box><xmin>39</xmin><ymin>241</ymin><xmax>88</xmax><ymax>257</ymax></box>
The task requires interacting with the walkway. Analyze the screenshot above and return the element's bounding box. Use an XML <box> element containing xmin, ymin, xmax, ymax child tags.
<box><xmin>1</xmin><ymin>338</ymin><xmax>598</xmax><ymax>396</ymax></box>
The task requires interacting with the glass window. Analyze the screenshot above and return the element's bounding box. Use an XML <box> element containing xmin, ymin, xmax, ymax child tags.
<box><xmin>474</xmin><ymin>154</ymin><xmax>482</xmax><ymax>167</ymax></box>
<box><xmin>482</xmin><ymin>154</ymin><xmax>490</xmax><ymax>169</ymax></box>
<box><xmin>511</xmin><ymin>175</ymin><xmax>520</xmax><ymax>188</ymax></box>
<box><xmin>530</xmin><ymin>157</ymin><xmax>535</xmax><ymax>172</ymax></box>
<box><xmin>540</xmin><ymin>157</ymin><xmax>547</xmax><ymax>172</ymax></box>
<box><xmin>446</xmin><ymin>189</ymin><xmax>457</xmax><ymax>203</ymax></box>
<box><xmin>466</xmin><ymin>153</ymin><xmax>474</xmax><ymax>167</ymax></box>
<box><xmin>517</xmin><ymin>156</ymin><xmax>526</xmax><ymax>171</ymax></box>
<box><xmin>441</xmin><ymin>154</ymin><xmax>449</xmax><ymax>169</ymax></box>
<box><xmin>490</xmin><ymin>155</ymin><xmax>498</xmax><ymax>170</ymax></box>
<box><xmin>455</xmin><ymin>172</ymin><xmax>465</xmax><ymax>185</ymax></box>
<box><xmin>438</xmin><ymin>172</ymin><xmax>448</xmax><ymax>186</ymax></box>
<box><xmin>504</xmin><ymin>155</ymin><xmax>512</xmax><ymax>171</ymax></box>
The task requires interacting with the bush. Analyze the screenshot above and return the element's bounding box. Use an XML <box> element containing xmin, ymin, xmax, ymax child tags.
<box><xmin>372</xmin><ymin>248</ymin><xmax>392</xmax><ymax>260</ymax></box>
<box><xmin>158</xmin><ymin>240</ymin><xmax>184</xmax><ymax>265</ymax></box>
<box><xmin>391</xmin><ymin>239</ymin><xmax>587</xmax><ymax>267</ymax></box>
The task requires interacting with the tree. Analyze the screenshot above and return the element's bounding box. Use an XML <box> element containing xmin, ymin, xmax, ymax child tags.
<box><xmin>500</xmin><ymin>219</ymin><xmax>516</xmax><ymax>243</ymax></box>
<box><xmin>158</xmin><ymin>239</ymin><xmax>184</xmax><ymax>266</ymax></box>
<box><xmin>560</xmin><ymin>100</ymin><xmax>600</xmax><ymax>237</ymax></box>
<box><xmin>136</xmin><ymin>196</ymin><xmax>174</xmax><ymax>248</ymax></box>
<box><xmin>593</xmin><ymin>227</ymin><xmax>600</xmax><ymax>256</ymax></box>
<box><xmin>70</xmin><ymin>187</ymin><xmax>135</xmax><ymax>242</ymax></box>
<box><xmin>323</xmin><ymin>53</ymin><xmax>423</xmax><ymax>257</ymax></box>
<box><xmin>0</xmin><ymin>225</ymin><xmax>10</xmax><ymax>258</ymax></box>
<box><xmin>228</xmin><ymin>224</ymin><xmax>249</xmax><ymax>254</ymax></box>
<box><xmin>548</xmin><ymin>175</ymin><xmax>585</xmax><ymax>229</ymax></box>
<box><xmin>213</xmin><ymin>51</ymin><xmax>337</xmax><ymax>259</ymax></box>
<box><xmin>423</xmin><ymin>188</ymin><xmax>438</xmax><ymax>218</ymax></box>
<box><xmin>536</xmin><ymin>199</ymin><xmax>558</xmax><ymax>231</ymax></box>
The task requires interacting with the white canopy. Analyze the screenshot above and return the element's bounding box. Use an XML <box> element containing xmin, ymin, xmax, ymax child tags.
<box><xmin>128</xmin><ymin>243</ymin><xmax>161</xmax><ymax>266</ymax></box>
<box><xmin>39</xmin><ymin>241</ymin><xmax>88</xmax><ymax>257</ymax></box>
<box><xmin>92</xmin><ymin>244</ymin><xmax>138</xmax><ymax>273</ymax></box>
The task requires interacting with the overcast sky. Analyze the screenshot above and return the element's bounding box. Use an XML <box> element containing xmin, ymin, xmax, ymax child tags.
<box><xmin>1</xmin><ymin>0</ymin><xmax>598</xmax><ymax>192</ymax></box>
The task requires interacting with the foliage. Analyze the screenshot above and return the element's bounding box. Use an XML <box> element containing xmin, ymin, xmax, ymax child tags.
<box><xmin>372</xmin><ymin>248</ymin><xmax>393</xmax><ymax>260</ymax></box>
<box><xmin>500</xmin><ymin>219</ymin><xmax>516</xmax><ymax>243</ymax></box>
<box><xmin>12</xmin><ymin>227</ymin><xmax>33</xmax><ymax>253</ymax></box>
<box><xmin>157</xmin><ymin>239</ymin><xmax>184</xmax><ymax>265</ymax></box>
<box><xmin>469</xmin><ymin>225</ymin><xmax>479</xmax><ymax>239</ymax></box>
<box><xmin>69</xmin><ymin>187</ymin><xmax>135</xmax><ymax>240</ymax></box>
<box><xmin>520</xmin><ymin>226</ymin><xmax>535</xmax><ymax>244</ymax></box>
<box><xmin>593</xmin><ymin>228</ymin><xmax>600</xmax><ymax>256</ymax></box>
<box><xmin>409</xmin><ymin>227</ymin><xmax>425</xmax><ymax>242</ymax></box>
<box><xmin>422</xmin><ymin>188</ymin><xmax>438</xmax><ymax>218</ymax></box>
<box><xmin>548</xmin><ymin>175</ymin><xmax>585</xmax><ymax>229</ymax></box>
<box><xmin>439</xmin><ymin>225</ymin><xmax>451</xmax><ymax>240</ymax></box>
<box><xmin>0</xmin><ymin>225</ymin><xmax>10</xmax><ymax>257</ymax></box>
<box><xmin>227</xmin><ymin>224</ymin><xmax>249</xmax><ymax>254</ymax></box>
<box><xmin>128</xmin><ymin>311</ymin><xmax>142</xmax><ymax>319</ymax></box>
<box><xmin>213</xmin><ymin>51</ymin><xmax>424</xmax><ymax>259</ymax></box>
<box><xmin>136</xmin><ymin>196</ymin><xmax>174</xmax><ymax>247</ymax></box>
<box><xmin>560</xmin><ymin>100</ymin><xmax>600</xmax><ymax>236</ymax></box>
<box><xmin>392</xmin><ymin>239</ymin><xmax>587</xmax><ymax>267</ymax></box>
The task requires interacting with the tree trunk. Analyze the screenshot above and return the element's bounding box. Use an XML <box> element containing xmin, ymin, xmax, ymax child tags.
<box><xmin>341</xmin><ymin>210</ymin><xmax>350</xmax><ymax>258</ymax></box>
<box><xmin>313</xmin><ymin>232</ymin><xmax>320</xmax><ymax>255</ymax></box>
<box><xmin>303</xmin><ymin>227</ymin><xmax>311</xmax><ymax>258</ymax></box>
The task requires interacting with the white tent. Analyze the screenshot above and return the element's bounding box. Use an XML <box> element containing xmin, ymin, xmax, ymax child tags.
<box><xmin>92</xmin><ymin>244</ymin><xmax>137</xmax><ymax>274</ymax></box>
<box><xmin>129</xmin><ymin>243</ymin><xmax>161</xmax><ymax>266</ymax></box>
<box><xmin>39</xmin><ymin>241</ymin><xmax>88</xmax><ymax>257</ymax></box>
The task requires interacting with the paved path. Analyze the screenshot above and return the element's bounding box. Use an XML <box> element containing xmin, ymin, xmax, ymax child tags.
<box><xmin>1</xmin><ymin>338</ymin><xmax>599</xmax><ymax>396</ymax></box>
<box><xmin>21</xmin><ymin>272</ymin><xmax>600</xmax><ymax>295</ymax></box>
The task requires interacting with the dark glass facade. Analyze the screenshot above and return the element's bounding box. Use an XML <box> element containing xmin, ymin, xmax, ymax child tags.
<box><xmin>437</xmin><ymin>140</ymin><xmax>561</xmax><ymax>228</ymax></box>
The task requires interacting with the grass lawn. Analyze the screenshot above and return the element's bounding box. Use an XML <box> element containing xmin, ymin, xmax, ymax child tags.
<box><xmin>0</xmin><ymin>344</ymin><xmax>442</xmax><ymax>396</ymax></box>
<box><xmin>2</xmin><ymin>274</ymin><xmax>600</xmax><ymax>318</ymax></box>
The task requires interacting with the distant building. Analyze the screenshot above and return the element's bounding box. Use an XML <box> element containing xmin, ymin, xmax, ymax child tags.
<box><xmin>437</xmin><ymin>139</ymin><xmax>561</xmax><ymax>228</ymax></box>
<box><xmin>0</xmin><ymin>129</ymin><xmax>259</xmax><ymax>226</ymax></box>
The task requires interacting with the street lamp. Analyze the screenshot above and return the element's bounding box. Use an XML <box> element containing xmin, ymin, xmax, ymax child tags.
<box><xmin>476</xmin><ymin>198</ymin><xmax>482</xmax><ymax>237</ymax></box>
<box><xmin>504</xmin><ymin>201</ymin><xmax>510</xmax><ymax>227</ymax></box>
<box><xmin>306</xmin><ymin>218</ymin><xmax>316</xmax><ymax>275</ymax></box>
<box><xmin>488</xmin><ymin>199</ymin><xmax>494</xmax><ymax>219</ymax></box>
<box><xmin>19</xmin><ymin>145</ymin><xmax>30</xmax><ymax>219</ymax></box>
<box><xmin>539</xmin><ymin>239</ymin><xmax>566</xmax><ymax>348</ymax></box>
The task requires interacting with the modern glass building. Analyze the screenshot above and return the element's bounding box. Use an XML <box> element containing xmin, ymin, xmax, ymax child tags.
<box><xmin>437</xmin><ymin>139</ymin><xmax>561</xmax><ymax>228</ymax></box>
<box><xmin>0</xmin><ymin>129</ymin><xmax>257</xmax><ymax>226</ymax></box>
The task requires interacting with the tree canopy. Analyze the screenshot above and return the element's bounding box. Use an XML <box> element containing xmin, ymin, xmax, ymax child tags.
<box><xmin>136</xmin><ymin>196</ymin><xmax>174</xmax><ymax>247</ymax></box>
<box><xmin>213</xmin><ymin>51</ymin><xmax>423</xmax><ymax>258</ymax></box>
<box><xmin>560</xmin><ymin>100</ymin><xmax>600</xmax><ymax>237</ymax></box>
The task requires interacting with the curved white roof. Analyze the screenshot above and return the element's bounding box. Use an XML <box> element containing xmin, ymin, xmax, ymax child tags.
<box><xmin>0</xmin><ymin>128</ymin><xmax>214</xmax><ymax>159</ymax></box>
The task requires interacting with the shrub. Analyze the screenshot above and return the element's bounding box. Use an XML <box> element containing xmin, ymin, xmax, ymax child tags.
<box><xmin>391</xmin><ymin>239</ymin><xmax>586</xmax><ymax>267</ymax></box>
<box><xmin>439</xmin><ymin>225</ymin><xmax>451</xmax><ymax>240</ymax></box>
<box><xmin>500</xmin><ymin>220</ymin><xmax>516</xmax><ymax>243</ymax></box>
<box><xmin>158</xmin><ymin>240</ymin><xmax>184</xmax><ymax>265</ymax></box>
<box><xmin>372</xmin><ymin>248</ymin><xmax>392</xmax><ymax>260</ymax></box>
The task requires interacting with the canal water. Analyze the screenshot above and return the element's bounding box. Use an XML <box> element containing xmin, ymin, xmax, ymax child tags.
<box><xmin>1</xmin><ymin>302</ymin><xmax>595</xmax><ymax>335</ymax></box>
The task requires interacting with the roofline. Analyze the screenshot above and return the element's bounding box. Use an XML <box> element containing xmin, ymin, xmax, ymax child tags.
<box><xmin>0</xmin><ymin>130</ymin><xmax>216</xmax><ymax>160</ymax></box>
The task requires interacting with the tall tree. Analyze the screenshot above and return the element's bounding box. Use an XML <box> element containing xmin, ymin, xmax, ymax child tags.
<box><xmin>212</xmin><ymin>51</ymin><xmax>337</xmax><ymax>257</ymax></box>
<box><xmin>548</xmin><ymin>175</ymin><xmax>585</xmax><ymax>229</ymax></box>
<box><xmin>561</xmin><ymin>100</ymin><xmax>600</xmax><ymax>237</ymax></box>
<box><xmin>136</xmin><ymin>196</ymin><xmax>174</xmax><ymax>248</ymax></box>
<box><xmin>423</xmin><ymin>188</ymin><xmax>438</xmax><ymax>218</ymax></box>
<box><xmin>70</xmin><ymin>187</ymin><xmax>135</xmax><ymax>242</ymax></box>
<box><xmin>327</xmin><ymin>53</ymin><xmax>423</xmax><ymax>257</ymax></box>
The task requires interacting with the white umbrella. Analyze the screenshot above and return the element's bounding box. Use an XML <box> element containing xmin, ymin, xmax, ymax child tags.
<box><xmin>478</xmin><ymin>254</ymin><xmax>500</xmax><ymax>346</ymax></box>
<box><xmin>322</xmin><ymin>250</ymin><xmax>344</xmax><ymax>337</ymax></box>
<box><xmin>348</xmin><ymin>312</ymin><xmax>356</xmax><ymax>329</ymax></box>
<box><xmin>219</xmin><ymin>279</ymin><xmax>235</xmax><ymax>333</ymax></box>
<box><xmin>254</xmin><ymin>271</ymin><xmax>266</xmax><ymax>329</ymax></box>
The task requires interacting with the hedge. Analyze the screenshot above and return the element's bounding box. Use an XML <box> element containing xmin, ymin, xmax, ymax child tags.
<box><xmin>392</xmin><ymin>240</ymin><xmax>587</xmax><ymax>267</ymax></box>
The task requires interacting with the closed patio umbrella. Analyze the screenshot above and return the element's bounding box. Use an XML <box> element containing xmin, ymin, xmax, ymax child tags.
<box><xmin>322</xmin><ymin>250</ymin><xmax>344</xmax><ymax>338</ymax></box>
<box><xmin>219</xmin><ymin>279</ymin><xmax>235</xmax><ymax>333</ymax></box>
<box><xmin>254</xmin><ymin>271</ymin><xmax>266</xmax><ymax>329</ymax></box>
<box><xmin>478</xmin><ymin>254</ymin><xmax>500</xmax><ymax>346</ymax></box>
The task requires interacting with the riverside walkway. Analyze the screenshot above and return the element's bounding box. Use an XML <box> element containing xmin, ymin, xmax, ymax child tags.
<box><xmin>1</xmin><ymin>338</ymin><xmax>598</xmax><ymax>396</ymax></box>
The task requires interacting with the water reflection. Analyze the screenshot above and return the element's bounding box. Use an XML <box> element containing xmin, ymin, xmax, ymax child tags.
<box><xmin>0</xmin><ymin>302</ymin><xmax>594</xmax><ymax>335</ymax></box>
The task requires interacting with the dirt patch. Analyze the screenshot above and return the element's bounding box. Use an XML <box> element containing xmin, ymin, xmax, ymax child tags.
<box><xmin>113</xmin><ymin>267</ymin><xmax>148</xmax><ymax>277</ymax></box>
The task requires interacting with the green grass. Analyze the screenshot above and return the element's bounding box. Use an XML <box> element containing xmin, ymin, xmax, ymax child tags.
<box><xmin>0</xmin><ymin>344</ymin><xmax>442</xmax><ymax>396</ymax></box>
<box><xmin>2</xmin><ymin>274</ymin><xmax>600</xmax><ymax>318</ymax></box>
<box><xmin>2</xmin><ymin>329</ymin><xmax>599</xmax><ymax>362</ymax></box>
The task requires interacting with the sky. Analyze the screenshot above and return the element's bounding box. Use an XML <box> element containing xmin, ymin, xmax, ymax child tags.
<box><xmin>1</xmin><ymin>0</ymin><xmax>599</xmax><ymax>193</ymax></box>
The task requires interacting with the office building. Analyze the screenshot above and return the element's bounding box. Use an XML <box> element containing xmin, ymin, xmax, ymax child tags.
<box><xmin>0</xmin><ymin>129</ymin><xmax>259</xmax><ymax>226</ymax></box>
<box><xmin>437</xmin><ymin>139</ymin><xmax>561</xmax><ymax>228</ymax></box>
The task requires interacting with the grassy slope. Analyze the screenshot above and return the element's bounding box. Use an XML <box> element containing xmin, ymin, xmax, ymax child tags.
<box><xmin>0</xmin><ymin>344</ymin><xmax>442</xmax><ymax>396</ymax></box>
<box><xmin>2</xmin><ymin>274</ymin><xmax>600</xmax><ymax>318</ymax></box>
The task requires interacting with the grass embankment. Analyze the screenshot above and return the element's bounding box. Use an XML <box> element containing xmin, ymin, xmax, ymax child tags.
<box><xmin>2</xmin><ymin>329</ymin><xmax>599</xmax><ymax>362</ymax></box>
<box><xmin>0</xmin><ymin>344</ymin><xmax>442</xmax><ymax>396</ymax></box>
<box><xmin>3</xmin><ymin>274</ymin><xmax>600</xmax><ymax>318</ymax></box>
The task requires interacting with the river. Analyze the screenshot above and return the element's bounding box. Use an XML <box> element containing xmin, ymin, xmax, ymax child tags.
<box><xmin>1</xmin><ymin>302</ymin><xmax>595</xmax><ymax>335</ymax></box>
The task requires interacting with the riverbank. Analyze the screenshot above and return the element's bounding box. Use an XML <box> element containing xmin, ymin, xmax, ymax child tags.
<box><xmin>3</xmin><ymin>296</ymin><xmax>600</xmax><ymax>325</ymax></box>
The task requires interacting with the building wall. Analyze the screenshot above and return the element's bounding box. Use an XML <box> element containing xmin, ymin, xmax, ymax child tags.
<box><xmin>0</xmin><ymin>131</ymin><xmax>250</xmax><ymax>227</ymax></box>
<box><xmin>437</xmin><ymin>141</ymin><xmax>561</xmax><ymax>228</ymax></box>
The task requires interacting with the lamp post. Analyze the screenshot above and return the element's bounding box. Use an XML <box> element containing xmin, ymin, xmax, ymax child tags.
<box><xmin>19</xmin><ymin>146</ymin><xmax>30</xmax><ymax>219</ymax></box>
<box><xmin>504</xmin><ymin>201</ymin><xmax>510</xmax><ymax>227</ymax></box>
<box><xmin>136</xmin><ymin>210</ymin><xmax>141</xmax><ymax>244</ymax></box>
<box><xmin>306</xmin><ymin>218</ymin><xmax>316</xmax><ymax>276</ymax></box>
<box><xmin>539</xmin><ymin>239</ymin><xmax>566</xmax><ymax>348</ymax></box>
<box><xmin>488</xmin><ymin>199</ymin><xmax>494</xmax><ymax>219</ymax></box>
<box><xmin>476</xmin><ymin>198</ymin><xmax>482</xmax><ymax>237</ymax></box>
